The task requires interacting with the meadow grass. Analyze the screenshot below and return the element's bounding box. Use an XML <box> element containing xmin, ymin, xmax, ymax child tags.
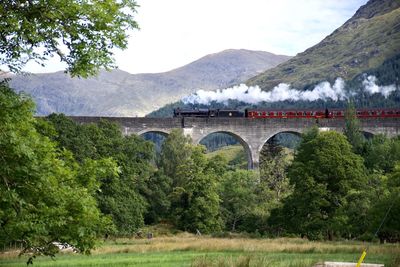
<box><xmin>1</xmin><ymin>235</ymin><xmax>399</xmax><ymax>266</ymax></box>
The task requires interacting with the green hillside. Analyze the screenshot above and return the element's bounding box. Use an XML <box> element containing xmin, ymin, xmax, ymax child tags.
<box><xmin>247</xmin><ymin>0</ymin><xmax>400</xmax><ymax>90</ymax></box>
<box><xmin>206</xmin><ymin>145</ymin><xmax>247</xmax><ymax>169</ymax></box>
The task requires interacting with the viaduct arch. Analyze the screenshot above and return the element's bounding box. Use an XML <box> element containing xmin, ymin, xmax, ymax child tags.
<box><xmin>196</xmin><ymin>130</ymin><xmax>253</xmax><ymax>169</ymax></box>
<box><xmin>71</xmin><ymin>116</ymin><xmax>400</xmax><ymax>170</ymax></box>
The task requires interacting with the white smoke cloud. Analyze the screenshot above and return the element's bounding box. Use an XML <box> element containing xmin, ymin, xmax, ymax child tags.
<box><xmin>182</xmin><ymin>76</ymin><xmax>398</xmax><ymax>105</ymax></box>
<box><xmin>362</xmin><ymin>75</ymin><xmax>397</xmax><ymax>97</ymax></box>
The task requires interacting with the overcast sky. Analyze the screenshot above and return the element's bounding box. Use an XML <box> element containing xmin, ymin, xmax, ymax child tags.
<box><xmin>24</xmin><ymin>0</ymin><xmax>368</xmax><ymax>74</ymax></box>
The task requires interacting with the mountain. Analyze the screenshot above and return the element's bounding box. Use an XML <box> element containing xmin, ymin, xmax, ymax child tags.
<box><xmin>247</xmin><ymin>0</ymin><xmax>400</xmax><ymax>90</ymax></box>
<box><xmin>9</xmin><ymin>49</ymin><xmax>290</xmax><ymax>116</ymax></box>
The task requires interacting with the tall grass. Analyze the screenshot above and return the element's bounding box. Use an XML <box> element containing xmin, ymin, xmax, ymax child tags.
<box><xmin>190</xmin><ymin>255</ymin><xmax>316</xmax><ymax>267</ymax></box>
<box><xmin>1</xmin><ymin>235</ymin><xmax>399</xmax><ymax>266</ymax></box>
<box><xmin>94</xmin><ymin>235</ymin><xmax>400</xmax><ymax>256</ymax></box>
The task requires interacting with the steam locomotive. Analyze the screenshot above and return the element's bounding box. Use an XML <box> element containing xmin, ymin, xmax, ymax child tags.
<box><xmin>173</xmin><ymin>108</ymin><xmax>400</xmax><ymax>119</ymax></box>
<box><xmin>173</xmin><ymin>108</ymin><xmax>243</xmax><ymax>118</ymax></box>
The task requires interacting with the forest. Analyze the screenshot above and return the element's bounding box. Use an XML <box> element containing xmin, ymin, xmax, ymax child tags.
<box><xmin>1</xmin><ymin>81</ymin><xmax>400</xmax><ymax>261</ymax></box>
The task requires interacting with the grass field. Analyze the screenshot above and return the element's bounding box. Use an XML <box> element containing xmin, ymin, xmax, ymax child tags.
<box><xmin>1</xmin><ymin>234</ymin><xmax>399</xmax><ymax>267</ymax></box>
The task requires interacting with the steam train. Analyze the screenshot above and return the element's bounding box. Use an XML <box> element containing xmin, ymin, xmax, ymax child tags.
<box><xmin>173</xmin><ymin>108</ymin><xmax>400</xmax><ymax>119</ymax></box>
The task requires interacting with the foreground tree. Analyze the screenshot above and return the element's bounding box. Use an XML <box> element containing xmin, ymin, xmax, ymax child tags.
<box><xmin>0</xmin><ymin>83</ymin><xmax>111</xmax><ymax>259</ymax></box>
<box><xmin>219</xmin><ymin>170</ymin><xmax>258</xmax><ymax>232</ymax></box>
<box><xmin>260</xmin><ymin>143</ymin><xmax>292</xmax><ymax>200</ymax></box>
<box><xmin>269</xmin><ymin>129</ymin><xmax>366</xmax><ymax>240</ymax></box>
<box><xmin>45</xmin><ymin>114</ymin><xmax>154</xmax><ymax>235</ymax></box>
<box><xmin>343</xmin><ymin>102</ymin><xmax>365</xmax><ymax>154</ymax></box>
<box><xmin>363</xmin><ymin>135</ymin><xmax>400</xmax><ymax>173</ymax></box>
<box><xmin>368</xmin><ymin>163</ymin><xmax>400</xmax><ymax>243</ymax></box>
<box><xmin>170</xmin><ymin>145</ymin><xmax>222</xmax><ymax>233</ymax></box>
<box><xmin>158</xmin><ymin>129</ymin><xmax>193</xmax><ymax>186</ymax></box>
<box><xmin>157</xmin><ymin>130</ymin><xmax>222</xmax><ymax>233</ymax></box>
<box><xmin>0</xmin><ymin>0</ymin><xmax>138</xmax><ymax>77</ymax></box>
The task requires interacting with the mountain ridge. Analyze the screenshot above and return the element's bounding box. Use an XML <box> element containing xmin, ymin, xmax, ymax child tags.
<box><xmin>10</xmin><ymin>49</ymin><xmax>290</xmax><ymax>116</ymax></box>
<box><xmin>247</xmin><ymin>0</ymin><xmax>400</xmax><ymax>90</ymax></box>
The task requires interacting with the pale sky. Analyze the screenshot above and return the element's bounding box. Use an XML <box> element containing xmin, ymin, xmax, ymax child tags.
<box><xmin>24</xmin><ymin>0</ymin><xmax>368</xmax><ymax>74</ymax></box>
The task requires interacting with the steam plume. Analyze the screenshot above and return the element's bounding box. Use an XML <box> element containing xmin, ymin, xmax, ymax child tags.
<box><xmin>182</xmin><ymin>76</ymin><xmax>398</xmax><ymax>105</ymax></box>
<box><xmin>363</xmin><ymin>75</ymin><xmax>397</xmax><ymax>97</ymax></box>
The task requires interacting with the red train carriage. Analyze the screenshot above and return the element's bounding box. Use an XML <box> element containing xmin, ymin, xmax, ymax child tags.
<box><xmin>173</xmin><ymin>108</ymin><xmax>400</xmax><ymax>119</ymax></box>
<box><xmin>246</xmin><ymin>110</ymin><xmax>327</xmax><ymax>119</ymax></box>
<box><xmin>246</xmin><ymin>108</ymin><xmax>400</xmax><ymax>119</ymax></box>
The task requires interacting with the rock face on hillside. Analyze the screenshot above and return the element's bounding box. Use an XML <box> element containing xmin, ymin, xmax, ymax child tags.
<box><xmin>10</xmin><ymin>49</ymin><xmax>290</xmax><ymax>116</ymax></box>
<box><xmin>247</xmin><ymin>0</ymin><xmax>400</xmax><ymax>90</ymax></box>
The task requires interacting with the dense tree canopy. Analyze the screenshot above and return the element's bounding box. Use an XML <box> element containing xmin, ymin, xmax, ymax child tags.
<box><xmin>148</xmin><ymin>130</ymin><xmax>223</xmax><ymax>233</ymax></box>
<box><xmin>270</xmin><ymin>128</ymin><xmax>366</xmax><ymax>240</ymax></box>
<box><xmin>371</xmin><ymin>163</ymin><xmax>400</xmax><ymax>242</ymax></box>
<box><xmin>363</xmin><ymin>135</ymin><xmax>400</xmax><ymax>173</ymax></box>
<box><xmin>0</xmin><ymin>83</ymin><xmax>112</xmax><ymax>258</ymax></box>
<box><xmin>44</xmin><ymin>114</ymin><xmax>155</xmax><ymax>235</ymax></box>
<box><xmin>259</xmin><ymin>144</ymin><xmax>292</xmax><ymax>200</ymax></box>
<box><xmin>169</xmin><ymin>145</ymin><xmax>222</xmax><ymax>233</ymax></box>
<box><xmin>219</xmin><ymin>170</ymin><xmax>258</xmax><ymax>232</ymax></box>
<box><xmin>158</xmin><ymin>129</ymin><xmax>193</xmax><ymax>186</ymax></box>
<box><xmin>0</xmin><ymin>0</ymin><xmax>138</xmax><ymax>77</ymax></box>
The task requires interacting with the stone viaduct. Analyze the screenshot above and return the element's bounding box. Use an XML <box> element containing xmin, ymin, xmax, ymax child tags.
<box><xmin>71</xmin><ymin>116</ymin><xmax>400</xmax><ymax>169</ymax></box>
